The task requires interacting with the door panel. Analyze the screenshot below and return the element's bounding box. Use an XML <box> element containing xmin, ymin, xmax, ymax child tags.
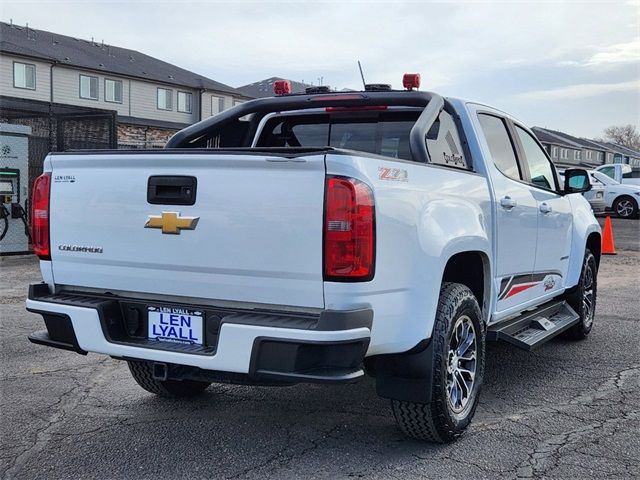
<box><xmin>512</xmin><ymin>125</ymin><xmax>572</xmax><ymax>300</ymax></box>
<box><xmin>475</xmin><ymin>113</ymin><xmax>538</xmax><ymax>311</ymax></box>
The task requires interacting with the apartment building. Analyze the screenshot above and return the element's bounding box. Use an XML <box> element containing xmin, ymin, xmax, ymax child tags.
<box><xmin>533</xmin><ymin>126</ymin><xmax>640</xmax><ymax>170</ymax></box>
<box><xmin>0</xmin><ymin>21</ymin><xmax>252</xmax><ymax>148</ymax></box>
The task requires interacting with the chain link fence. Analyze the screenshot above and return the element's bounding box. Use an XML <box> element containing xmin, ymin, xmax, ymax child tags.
<box><xmin>0</xmin><ymin>96</ymin><xmax>117</xmax><ymax>194</ymax></box>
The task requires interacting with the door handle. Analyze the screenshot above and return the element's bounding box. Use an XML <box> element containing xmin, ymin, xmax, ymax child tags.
<box><xmin>500</xmin><ymin>196</ymin><xmax>517</xmax><ymax>210</ymax></box>
<box><xmin>539</xmin><ymin>202</ymin><xmax>552</xmax><ymax>214</ymax></box>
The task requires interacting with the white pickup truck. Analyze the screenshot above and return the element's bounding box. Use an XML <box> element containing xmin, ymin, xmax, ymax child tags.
<box><xmin>595</xmin><ymin>163</ymin><xmax>640</xmax><ymax>186</ymax></box>
<box><xmin>27</xmin><ymin>77</ymin><xmax>602</xmax><ymax>443</ymax></box>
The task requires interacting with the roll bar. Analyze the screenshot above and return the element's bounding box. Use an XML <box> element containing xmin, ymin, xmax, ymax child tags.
<box><xmin>165</xmin><ymin>91</ymin><xmax>445</xmax><ymax>164</ymax></box>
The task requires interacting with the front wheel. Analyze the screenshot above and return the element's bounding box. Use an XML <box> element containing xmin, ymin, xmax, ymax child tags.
<box><xmin>563</xmin><ymin>249</ymin><xmax>597</xmax><ymax>340</ymax></box>
<box><xmin>613</xmin><ymin>196</ymin><xmax>638</xmax><ymax>218</ymax></box>
<box><xmin>391</xmin><ymin>282</ymin><xmax>485</xmax><ymax>443</ymax></box>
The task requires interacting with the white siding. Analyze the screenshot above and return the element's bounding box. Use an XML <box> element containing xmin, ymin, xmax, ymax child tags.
<box><xmin>129</xmin><ymin>78</ymin><xmax>197</xmax><ymax>124</ymax></box>
<box><xmin>1</xmin><ymin>55</ymin><xmax>245</xmax><ymax>126</ymax></box>
<box><xmin>0</xmin><ymin>54</ymin><xmax>51</xmax><ymax>102</ymax></box>
<box><xmin>52</xmin><ymin>66</ymin><xmax>129</xmax><ymax>115</ymax></box>
<box><xmin>52</xmin><ymin>67</ymin><xmax>199</xmax><ymax>124</ymax></box>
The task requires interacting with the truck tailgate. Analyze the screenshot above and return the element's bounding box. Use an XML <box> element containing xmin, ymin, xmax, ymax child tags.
<box><xmin>48</xmin><ymin>152</ymin><xmax>326</xmax><ymax>308</ymax></box>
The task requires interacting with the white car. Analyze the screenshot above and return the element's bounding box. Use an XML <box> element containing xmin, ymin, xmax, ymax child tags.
<box><xmin>559</xmin><ymin>171</ymin><xmax>606</xmax><ymax>214</ymax></box>
<box><xmin>589</xmin><ymin>170</ymin><xmax>640</xmax><ymax>218</ymax></box>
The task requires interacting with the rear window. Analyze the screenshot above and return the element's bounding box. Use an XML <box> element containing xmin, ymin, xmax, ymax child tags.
<box><xmin>256</xmin><ymin>112</ymin><xmax>416</xmax><ymax>160</ymax></box>
<box><xmin>256</xmin><ymin>110</ymin><xmax>468</xmax><ymax>167</ymax></box>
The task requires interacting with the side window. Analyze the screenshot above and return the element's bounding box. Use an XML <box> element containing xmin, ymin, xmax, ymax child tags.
<box><xmin>426</xmin><ymin>111</ymin><xmax>469</xmax><ymax>169</ymax></box>
<box><xmin>478</xmin><ymin>114</ymin><xmax>521</xmax><ymax>181</ymax></box>
<box><xmin>599</xmin><ymin>166</ymin><xmax>615</xmax><ymax>179</ymax></box>
<box><xmin>514</xmin><ymin>126</ymin><xmax>557</xmax><ymax>191</ymax></box>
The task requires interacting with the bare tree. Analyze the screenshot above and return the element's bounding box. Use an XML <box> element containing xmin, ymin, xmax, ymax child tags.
<box><xmin>601</xmin><ymin>125</ymin><xmax>640</xmax><ymax>150</ymax></box>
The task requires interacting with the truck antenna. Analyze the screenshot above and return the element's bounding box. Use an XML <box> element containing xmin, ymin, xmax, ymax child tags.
<box><xmin>357</xmin><ymin>60</ymin><xmax>366</xmax><ymax>89</ymax></box>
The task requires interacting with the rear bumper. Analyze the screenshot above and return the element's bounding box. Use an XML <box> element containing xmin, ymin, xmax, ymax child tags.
<box><xmin>26</xmin><ymin>283</ymin><xmax>371</xmax><ymax>384</ymax></box>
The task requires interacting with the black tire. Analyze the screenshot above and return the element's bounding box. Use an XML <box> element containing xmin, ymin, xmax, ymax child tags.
<box><xmin>563</xmin><ymin>249</ymin><xmax>597</xmax><ymax>340</ymax></box>
<box><xmin>612</xmin><ymin>195</ymin><xmax>638</xmax><ymax>219</ymax></box>
<box><xmin>391</xmin><ymin>282</ymin><xmax>485</xmax><ymax>443</ymax></box>
<box><xmin>127</xmin><ymin>360</ymin><xmax>211</xmax><ymax>398</ymax></box>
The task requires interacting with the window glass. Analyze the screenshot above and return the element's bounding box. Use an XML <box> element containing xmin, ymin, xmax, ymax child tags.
<box><xmin>212</xmin><ymin>96</ymin><xmax>225</xmax><ymax>114</ymax></box>
<box><xmin>178</xmin><ymin>91</ymin><xmax>192</xmax><ymax>113</ymax></box>
<box><xmin>599</xmin><ymin>166</ymin><xmax>615</xmax><ymax>179</ymax></box>
<box><xmin>515</xmin><ymin>125</ymin><xmax>557</xmax><ymax>190</ymax></box>
<box><xmin>425</xmin><ymin>111</ymin><xmax>469</xmax><ymax>169</ymax></box>
<box><xmin>80</xmin><ymin>75</ymin><xmax>98</xmax><ymax>99</ymax></box>
<box><xmin>157</xmin><ymin>88</ymin><xmax>172</xmax><ymax>110</ymax></box>
<box><xmin>256</xmin><ymin>112</ymin><xmax>418</xmax><ymax>161</ymax></box>
<box><xmin>623</xmin><ymin>170</ymin><xmax>640</xmax><ymax>179</ymax></box>
<box><xmin>14</xmin><ymin>62</ymin><xmax>36</xmax><ymax>89</ymax></box>
<box><xmin>478</xmin><ymin>114</ymin><xmax>521</xmax><ymax>180</ymax></box>
<box><xmin>105</xmin><ymin>79</ymin><xmax>122</xmax><ymax>103</ymax></box>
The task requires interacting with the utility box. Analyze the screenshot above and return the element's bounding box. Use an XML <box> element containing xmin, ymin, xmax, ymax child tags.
<box><xmin>0</xmin><ymin>123</ymin><xmax>32</xmax><ymax>255</ymax></box>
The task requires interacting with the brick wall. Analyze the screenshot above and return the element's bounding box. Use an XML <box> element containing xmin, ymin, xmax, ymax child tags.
<box><xmin>117</xmin><ymin>123</ymin><xmax>178</xmax><ymax>149</ymax></box>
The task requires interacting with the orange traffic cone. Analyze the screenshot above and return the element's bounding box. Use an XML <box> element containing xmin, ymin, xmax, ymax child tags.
<box><xmin>602</xmin><ymin>215</ymin><xmax>616</xmax><ymax>255</ymax></box>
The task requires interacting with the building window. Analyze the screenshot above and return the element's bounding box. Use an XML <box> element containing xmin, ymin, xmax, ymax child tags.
<box><xmin>552</xmin><ymin>146</ymin><xmax>558</xmax><ymax>158</ymax></box>
<box><xmin>105</xmin><ymin>79</ymin><xmax>123</xmax><ymax>103</ymax></box>
<box><xmin>157</xmin><ymin>88</ymin><xmax>172</xmax><ymax>110</ymax></box>
<box><xmin>585</xmin><ymin>151</ymin><xmax>592</xmax><ymax>160</ymax></box>
<box><xmin>13</xmin><ymin>62</ymin><xmax>36</xmax><ymax>90</ymax></box>
<box><xmin>212</xmin><ymin>96</ymin><xmax>225</xmax><ymax>115</ymax></box>
<box><xmin>177</xmin><ymin>91</ymin><xmax>192</xmax><ymax>113</ymax></box>
<box><xmin>232</xmin><ymin>99</ymin><xmax>245</xmax><ymax>107</ymax></box>
<box><xmin>598</xmin><ymin>152</ymin><xmax>604</xmax><ymax>162</ymax></box>
<box><xmin>560</xmin><ymin>148</ymin><xmax>567</xmax><ymax>159</ymax></box>
<box><xmin>575</xmin><ymin>150</ymin><xmax>581</xmax><ymax>160</ymax></box>
<box><xmin>79</xmin><ymin>75</ymin><xmax>99</xmax><ymax>100</ymax></box>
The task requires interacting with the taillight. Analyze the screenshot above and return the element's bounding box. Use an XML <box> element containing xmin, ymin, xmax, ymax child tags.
<box><xmin>324</xmin><ymin>176</ymin><xmax>375</xmax><ymax>281</ymax></box>
<box><xmin>31</xmin><ymin>173</ymin><xmax>51</xmax><ymax>259</ymax></box>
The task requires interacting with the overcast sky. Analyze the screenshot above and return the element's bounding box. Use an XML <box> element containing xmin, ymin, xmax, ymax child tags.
<box><xmin>1</xmin><ymin>0</ymin><xmax>638</xmax><ymax>137</ymax></box>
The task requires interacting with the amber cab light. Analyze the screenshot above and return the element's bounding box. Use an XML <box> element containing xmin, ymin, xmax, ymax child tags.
<box><xmin>31</xmin><ymin>172</ymin><xmax>51</xmax><ymax>259</ymax></box>
<box><xmin>324</xmin><ymin>176</ymin><xmax>375</xmax><ymax>281</ymax></box>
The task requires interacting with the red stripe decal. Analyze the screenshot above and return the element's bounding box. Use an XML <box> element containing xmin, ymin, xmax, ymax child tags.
<box><xmin>504</xmin><ymin>282</ymin><xmax>538</xmax><ymax>299</ymax></box>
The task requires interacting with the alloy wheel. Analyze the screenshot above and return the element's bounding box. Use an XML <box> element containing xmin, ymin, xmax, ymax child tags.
<box><xmin>446</xmin><ymin>315</ymin><xmax>477</xmax><ymax>414</ymax></box>
<box><xmin>616</xmin><ymin>199</ymin><xmax>634</xmax><ymax>218</ymax></box>
<box><xmin>582</xmin><ymin>261</ymin><xmax>595</xmax><ymax>328</ymax></box>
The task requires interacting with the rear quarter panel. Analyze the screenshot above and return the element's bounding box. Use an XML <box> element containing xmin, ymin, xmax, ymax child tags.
<box><xmin>324</xmin><ymin>153</ymin><xmax>492</xmax><ymax>355</ymax></box>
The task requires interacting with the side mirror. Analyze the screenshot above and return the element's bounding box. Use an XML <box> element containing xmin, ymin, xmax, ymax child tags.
<box><xmin>564</xmin><ymin>168</ymin><xmax>592</xmax><ymax>194</ymax></box>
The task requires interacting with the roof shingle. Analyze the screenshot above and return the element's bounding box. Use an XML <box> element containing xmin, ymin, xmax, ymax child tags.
<box><xmin>0</xmin><ymin>22</ymin><xmax>247</xmax><ymax>97</ymax></box>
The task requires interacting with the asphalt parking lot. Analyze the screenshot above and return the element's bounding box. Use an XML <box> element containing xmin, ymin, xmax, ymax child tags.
<box><xmin>1</xmin><ymin>217</ymin><xmax>638</xmax><ymax>479</ymax></box>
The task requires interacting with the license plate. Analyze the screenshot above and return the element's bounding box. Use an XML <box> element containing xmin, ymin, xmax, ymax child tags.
<box><xmin>147</xmin><ymin>306</ymin><xmax>204</xmax><ymax>345</ymax></box>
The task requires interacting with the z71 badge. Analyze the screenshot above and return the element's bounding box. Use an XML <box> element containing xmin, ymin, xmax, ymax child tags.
<box><xmin>379</xmin><ymin>167</ymin><xmax>408</xmax><ymax>182</ymax></box>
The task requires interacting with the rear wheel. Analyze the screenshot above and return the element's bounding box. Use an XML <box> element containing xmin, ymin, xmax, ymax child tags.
<box><xmin>127</xmin><ymin>360</ymin><xmax>211</xmax><ymax>398</ymax></box>
<box><xmin>613</xmin><ymin>196</ymin><xmax>638</xmax><ymax>218</ymax></box>
<box><xmin>391</xmin><ymin>282</ymin><xmax>485</xmax><ymax>443</ymax></box>
<box><xmin>563</xmin><ymin>249</ymin><xmax>597</xmax><ymax>340</ymax></box>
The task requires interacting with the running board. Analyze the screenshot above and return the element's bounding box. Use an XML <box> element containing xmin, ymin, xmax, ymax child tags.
<box><xmin>487</xmin><ymin>300</ymin><xmax>579</xmax><ymax>351</ymax></box>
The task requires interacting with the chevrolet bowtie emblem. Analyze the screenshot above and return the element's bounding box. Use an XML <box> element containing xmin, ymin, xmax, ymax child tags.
<box><xmin>145</xmin><ymin>212</ymin><xmax>199</xmax><ymax>235</ymax></box>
